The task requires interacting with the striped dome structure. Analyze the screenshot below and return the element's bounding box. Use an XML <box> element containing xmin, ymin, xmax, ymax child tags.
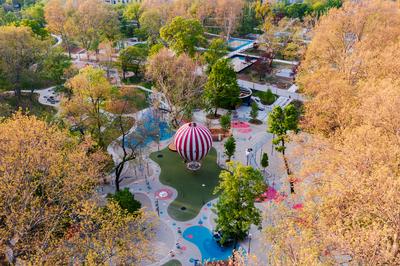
<box><xmin>173</xmin><ymin>122</ymin><xmax>212</xmax><ymax>169</ymax></box>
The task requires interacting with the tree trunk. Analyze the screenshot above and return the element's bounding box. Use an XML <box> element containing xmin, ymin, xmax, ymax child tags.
<box><xmin>214</xmin><ymin>107</ymin><xmax>218</xmax><ymax>117</ymax></box>
<box><xmin>281</xmin><ymin>139</ymin><xmax>294</xmax><ymax>194</ymax></box>
<box><xmin>115</xmin><ymin>162</ymin><xmax>124</xmax><ymax>192</ymax></box>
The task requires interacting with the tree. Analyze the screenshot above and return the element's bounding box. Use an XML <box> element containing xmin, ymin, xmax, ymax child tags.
<box><xmin>214</xmin><ymin>162</ymin><xmax>265</xmax><ymax>247</ymax></box>
<box><xmin>44</xmin><ymin>201</ymin><xmax>155</xmax><ymax>265</ymax></box>
<box><xmin>253</xmin><ymin>48</ymin><xmax>274</xmax><ymax>81</ymax></box>
<box><xmin>204</xmin><ymin>59</ymin><xmax>240</xmax><ymax>117</ymax></box>
<box><xmin>285</xmin><ymin>3</ymin><xmax>311</xmax><ymax>20</ymax></box>
<box><xmin>214</xmin><ymin>0</ymin><xmax>244</xmax><ymax>40</ymax></box>
<box><xmin>123</xmin><ymin>1</ymin><xmax>143</xmax><ymax>28</ymax></box>
<box><xmin>105</xmin><ymin>87</ymin><xmax>150</xmax><ymax>192</ymax></box>
<box><xmin>219</xmin><ymin>113</ymin><xmax>231</xmax><ymax>132</ymax></box>
<box><xmin>0</xmin><ymin>112</ymin><xmax>108</xmax><ymax>264</ymax></box>
<box><xmin>139</xmin><ymin>9</ymin><xmax>164</xmax><ymax>45</ymax></box>
<box><xmin>202</xmin><ymin>38</ymin><xmax>228</xmax><ymax>73</ymax></box>
<box><xmin>68</xmin><ymin>0</ymin><xmax>119</xmax><ymax>59</ymax></box>
<box><xmin>282</xmin><ymin>42</ymin><xmax>302</xmax><ymax>60</ymax></box>
<box><xmin>61</xmin><ymin>66</ymin><xmax>114</xmax><ymax>148</ymax></box>
<box><xmin>146</xmin><ymin>48</ymin><xmax>205</xmax><ymax>128</ymax></box>
<box><xmin>160</xmin><ymin>16</ymin><xmax>205</xmax><ymax>57</ymax></box>
<box><xmin>267</xmin><ymin>104</ymin><xmax>299</xmax><ymax>194</ymax></box>
<box><xmin>119</xmin><ymin>45</ymin><xmax>148</xmax><ymax>80</ymax></box>
<box><xmin>261</xmin><ymin>152</ymin><xmax>268</xmax><ymax>172</ymax></box>
<box><xmin>42</xmin><ymin>46</ymin><xmax>72</xmax><ymax>84</ymax></box>
<box><xmin>269</xmin><ymin>1</ymin><xmax>400</xmax><ymax>264</ymax></box>
<box><xmin>0</xmin><ymin>25</ymin><xmax>47</xmax><ymax>101</ymax></box>
<box><xmin>44</xmin><ymin>0</ymin><xmax>74</xmax><ymax>56</ymax></box>
<box><xmin>108</xmin><ymin>188</ymin><xmax>141</xmax><ymax>213</ymax></box>
<box><xmin>249</xmin><ymin>102</ymin><xmax>259</xmax><ymax>123</ymax></box>
<box><xmin>98</xmin><ymin>40</ymin><xmax>116</xmax><ymax>79</ymax></box>
<box><xmin>224</xmin><ymin>135</ymin><xmax>236</xmax><ymax>161</ymax></box>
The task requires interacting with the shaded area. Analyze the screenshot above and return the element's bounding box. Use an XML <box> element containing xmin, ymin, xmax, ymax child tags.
<box><xmin>150</xmin><ymin>148</ymin><xmax>220</xmax><ymax>221</ymax></box>
<box><xmin>0</xmin><ymin>93</ymin><xmax>56</xmax><ymax>120</ymax></box>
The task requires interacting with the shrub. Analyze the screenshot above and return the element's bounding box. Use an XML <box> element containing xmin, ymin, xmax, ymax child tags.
<box><xmin>250</xmin><ymin>102</ymin><xmax>259</xmax><ymax>121</ymax></box>
<box><xmin>224</xmin><ymin>136</ymin><xmax>236</xmax><ymax>161</ymax></box>
<box><xmin>108</xmin><ymin>188</ymin><xmax>141</xmax><ymax>214</ymax></box>
<box><xmin>256</xmin><ymin>89</ymin><xmax>276</xmax><ymax>105</ymax></box>
<box><xmin>220</xmin><ymin>113</ymin><xmax>231</xmax><ymax>132</ymax></box>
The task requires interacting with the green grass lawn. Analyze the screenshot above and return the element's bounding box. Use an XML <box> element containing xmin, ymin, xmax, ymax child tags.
<box><xmin>162</xmin><ymin>259</ymin><xmax>182</xmax><ymax>266</ymax></box>
<box><xmin>0</xmin><ymin>93</ymin><xmax>56</xmax><ymax>120</ymax></box>
<box><xmin>150</xmin><ymin>147</ymin><xmax>221</xmax><ymax>221</ymax></box>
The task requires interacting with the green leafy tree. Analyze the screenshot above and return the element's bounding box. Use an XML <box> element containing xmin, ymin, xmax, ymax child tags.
<box><xmin>204</xmin><ymin>59</ymin><xmax>240</xmax><ymax>117</ymax></box>
<box><xmin>148</xmin><ymin>43</ymin><xmax>164</xmax><ymax>56</ymax></box>
<box><xmin>285</xmin><ymin>3</ymin><xmax>311</xmax><ymax>20</ymax></box>
<box><xmin>203</xmin><ymin>38</ymin><xmax>228</xmax><ymax>73</ymax></box>
<box><xmin>42</xmin><ymin>47</ymin><xmax>72</xmax><ymax>84</ymax></box>
<box><xmin>139</xmin><ymin>9</ymin><xmax>164</xmax><ymax>45</ymax></box>
<box><xmin>214</xmin><ymin>162</ymin><xmax>266</xmax><ymax>247</ymax></box>
<box><xmin>160</xmin><ymin>16</ymin><xmax>205</xmax><ymax>57</ymax></box>
<box><xmin>108</xmin><ymin>188</ymin><xmax>141</xmax><ymax>213</ymax></box>
<box><xmin>61</xmin><ymin>66</ymin><xmax>114</xmax><ymax>148</ymax></box>
<box><xmin>250</xmin><ymin>102</ymin><xmax>259</xmax><ymax>122</ymax></box>
<box><xmin>261</xmin><ymin>152</ymin><xmax>269</xmax><ymax>172</ymax></box>
<box><xmin>0</xmin><ymin>25</ymin><xmax>47</xmax><ymax>102</ymax></box>
<box><xmin>267</xmin><ymin>104</ymin><xmax>299</xmax><ymax>193</ymax></box>
<box><xmin>219</xmin><ymin>113</ymin><xmax>231</xmax><ymax>132</ymax></box>
<box><xmin>224</xmin><ymin>135</ymin><xmax>236</xmax><ymax>161</ymax></box>
<box><xmin>123</xmin><ymin>1</ymin><xmax>142</xmax><ymax>28</ymax></box>
<box><xmin>119</xmin><ymin>45</ymin><xmax>148</xmax><ymax>79</ymax></box>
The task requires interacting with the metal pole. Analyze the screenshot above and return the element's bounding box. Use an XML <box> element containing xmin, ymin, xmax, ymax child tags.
<box><xmin>248</xmin><ymin>234</ymin><xmax>252</xmax><ymax>254</ymax></box>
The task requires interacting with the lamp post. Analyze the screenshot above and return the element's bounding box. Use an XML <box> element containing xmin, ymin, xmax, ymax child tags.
<box><xmin>246</xmin><ymin>148</ymin><xmax>253</xmax><ymax>166</ymax></box>
<box><xmin>156</xmin><ymin>134</ymin><xmax>160</xmax><ymax>152</ymax></box>
<box><xmin>248</xmin><ymin>233</ymin><xmax>252</xmax><ymax>254</ymax></box>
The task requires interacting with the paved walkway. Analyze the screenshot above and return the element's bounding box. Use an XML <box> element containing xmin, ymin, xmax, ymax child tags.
<box><xmin>237</xmin><ymin>79</ymin><xmax>305</xmax><ymax>102</ymax></box>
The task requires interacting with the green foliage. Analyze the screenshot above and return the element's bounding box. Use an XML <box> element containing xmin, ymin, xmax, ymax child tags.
<box><xmin>15</xmin><ymin>19</ymin><xmax>49</xmax><ymax>39</ymax></box>
<box><xmin>285</xmin><ymin>3</ymin><xmax>311</xmax><ymax>20</ymax></box>
<box><xmin>119</xmin><ymin>45</ymin><xmax>148</xmax><ymax>78</ymax></box>
<box><xmin>123</xmin><ymin>1</ymin><xmax>142</xmax><ymax>22</ymax></box>
<box><xmin>139</xmin><ymin>9</ymin><xmax>163</xmax><ymax>45</ymax></box>
<box><xmin>148</xmin><ymin>43</ymin><xmax>164</xmax><ymax>56</ymax></box>
<box><xmin>236</xmin><ymin>2</ymin><xmax>261</xmax><ymax>35</ymax></box>
<box><xmin>204</xmin><ymin>59</ymin><xmax>240</xmax><ymax>115</ymax></box>
<box><xmin>282</xmin><ymin>42</ymin><xmax>301</xmax><ymax>60</ymax></box>
<box><xmin>261</xmin><ymin>152</ymin><xmax>269</xmax><ymax>169</ymax></box>
<box><xmin>250</xmin><ymin>102</ymin><xmax>259</xmax><ymax>121</ymax></box>
<box><xmin>42</xmin><ymin>47</ymin><xmax>71</xmax><ymax>84</ymax></box>
<box><xmin>267</xmin><ymin>104</ymin><xmax>300</xmax><ymax>153</ymax></box>
<box><xmin>254</xmin><ymin>89</ymin><xmax>276</xmax><ymax>105</ymax></box>
<box><xmin>160</xmin><ymin>16</ymin><xmax>205</xmax><ymax>57</ymax></box>
<box><xmin>219</xmin><ymin>113</ymin><xmax>231</xmax><ymax>132</ymax></box>
<box><xmin>203</xmin><ymin>38</ymin><xmax>228</xmax><ymax>73</ymax></box>
<box><xmin>214</xmin><ymin>162</ymin><xmax>266</xmax><ymax>245</ymax></box>
<box><xmin>21</xmin><ymin>2</ymin><xmax>46</xmax><ymax>26</ymax></box>
<box><xmin>224</xmin><ymin>136</ymin><xmax>236</xmax><ymax>161</ymax></box>
<box><xmin>108</xmin><ymin>188</ymin><xmax>141</xmax><ymax>214</ymax></box>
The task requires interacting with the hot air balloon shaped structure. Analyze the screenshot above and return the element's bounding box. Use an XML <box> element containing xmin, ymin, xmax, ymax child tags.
<box><xmin>173</xmin><ymin>122</ymin><xmax>213</xmax><ymax>170</ymax></box>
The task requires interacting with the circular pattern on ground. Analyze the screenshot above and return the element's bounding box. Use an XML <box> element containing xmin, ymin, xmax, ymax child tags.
<box><xmin>155</xmin><ymin>188</ymin><xmax>173</xmax><ymax>200</ymax></box>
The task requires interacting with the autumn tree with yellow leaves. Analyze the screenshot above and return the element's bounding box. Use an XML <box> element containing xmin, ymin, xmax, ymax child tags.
<box><xmin>0</xmin><ymin>113</ymin><xmax>154</xmax><ymax>264</ymax></box>
<box><xmin>263</xmin><ymin>1</ymin><xmax>400</xmax><ymax>265</ymax></box>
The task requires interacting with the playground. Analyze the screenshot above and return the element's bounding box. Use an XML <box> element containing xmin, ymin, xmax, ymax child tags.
<box><xmin>150</xmin><ymin>147</ymin><xmax>221</xmax><ymax>221</ymax></box>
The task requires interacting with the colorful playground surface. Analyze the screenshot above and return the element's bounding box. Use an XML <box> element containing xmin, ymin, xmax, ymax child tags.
<box><xmin>125</xmin><ymin>111</ymin><xmax>174</xmax><ymax>147</ymax></box>
<box><xmin>183</xmin><ymin>226</ymin><xmax>234</xmax><ymax>263</ymax></box>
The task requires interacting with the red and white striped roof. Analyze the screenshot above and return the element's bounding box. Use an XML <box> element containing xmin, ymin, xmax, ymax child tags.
<box><xmin>174</xmin><ymin>122</ymin><xmax>213</xmax><ymax>162</ymax></box>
